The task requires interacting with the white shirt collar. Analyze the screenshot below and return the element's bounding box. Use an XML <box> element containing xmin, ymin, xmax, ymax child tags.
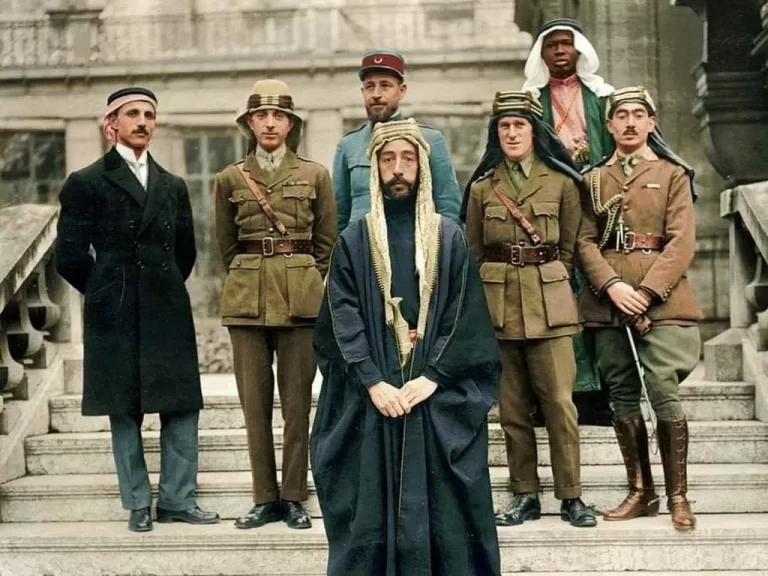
<box><xmin>115</xmin><ymin>142</ymin><xmax>148</xmax><ymax>166</ymax></box>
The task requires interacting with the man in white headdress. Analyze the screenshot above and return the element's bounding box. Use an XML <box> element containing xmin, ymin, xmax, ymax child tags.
<box><xmin>523</xmin><ymin>18</ymin><xmax>615</xmax><ymax>170</ymax></box>
<box><xmin>521</xmin><ymin>18</ymin><xmax>616</xmax><ymax>424</ymax></box>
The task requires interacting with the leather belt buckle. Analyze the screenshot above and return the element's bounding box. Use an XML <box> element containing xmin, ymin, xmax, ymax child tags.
<box><xmin>623</xmin><ymin>231</ymin><xmax>636</xmax><ymax>251</ymax></box>
<box><xmin>262</xmin><ymin>237</ymin><xmax>275</xmax><ymax>256</ymax></box>
<box><xmin>509</xmin><ymin>245</ymin><xmax>521</xmax><ymax>266</ymax></box>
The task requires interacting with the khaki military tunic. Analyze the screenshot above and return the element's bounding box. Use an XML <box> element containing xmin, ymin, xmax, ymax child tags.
<box><xmin>214</xmin><ymin>149</ymin><xmax>337</xmax><ymax>505</ymax></box>
<box><xmin>465</xmin><ymin>158</ymin><xmax>582</xmax><ymax>340</ymax></box>
<box><xmin>577</xmin><ymin>151</ymin><xmax>703</xmax><ymax>326</ymax></box>
<box><xmin>465</xmin><ymin>156</ymin><xmax>583</xmax><ymax>500</ymax></box>
<box><xmin>215</xmin><ymin>151</ymin><xmax>336</xmax><ymax>327</ymax></box>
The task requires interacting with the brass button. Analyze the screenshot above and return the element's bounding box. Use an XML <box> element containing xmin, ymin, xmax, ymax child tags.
<box><xmin>267</xmin><ymin>188</ymin><xmax>273</xmax><ymax>194</ymax></box>
<box><xmin>518</xmin><ymin>241</ymin><xmax>525</xmax><ymax>246</ymax></box>
<box><xmin>268</xmin><ymin>227</ymin><xmax>275</xmax><ymax>233</ymax></box>
<box><xmin>622</xmin><ymin>185</ymin><xmax>629</xmax><ymax>191</ymax></box>
<box><xmin>624</xmin><ymin>205</ymin><xmax>630</xmax><ymax>211</ymax></box>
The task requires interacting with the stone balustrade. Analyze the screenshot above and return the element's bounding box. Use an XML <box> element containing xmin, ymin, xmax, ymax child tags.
<box><xmin>0</xmin><ymin>205</ymin><xmax>67</xmax><ymax>415</ymax></box>
<box><xmin>0</xmin><ymin>2</ymin><xmax>530</xmax><ymax>72</ymax></box>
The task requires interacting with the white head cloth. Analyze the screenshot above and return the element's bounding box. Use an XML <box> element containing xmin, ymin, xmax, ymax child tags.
<box><xmin>521</xmin><ymin>24</ymin><xmax>614</xmax><ymax>98</ymax></box>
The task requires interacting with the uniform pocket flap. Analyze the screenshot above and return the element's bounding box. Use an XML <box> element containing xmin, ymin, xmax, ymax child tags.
<box><xmin>538</xmin><ymin>260</ymin><xmax>569</xmax><ymax>283</ymax></box>
<box><xmin>282</xmin><ymin>185</ymin><xmax>316</xmax><ymax>201</ymax></box>
<box><xmin>479</xmin><ymin>262</ymin><xmax>507</xmax><ymax>283</ymax></box>
<box><xmin>532</xmin><ymin>202</ymin><xmax>560</xmax><ymax>218</ymax></box>
<box><xmin>228</xmin><ymin>190</ymin><xmax>252</xmax><ymax>203</ymax></box>
<box><xmin>484</xmin><ymin>206</ymin><xmax>508</xmax><ymax>221</ymax></box>
<box><xmin>229</xmin><ymin>253</ymin><xmax>263</xmax><ymax>270</ymax></box>
<box><xmin>284</xmin><ymin>254</ymin><xmax>317</xmax><ymax>268</ymax></box>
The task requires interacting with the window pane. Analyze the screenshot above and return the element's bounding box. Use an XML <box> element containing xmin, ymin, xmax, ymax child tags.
<box><xmin>0</xmin><ymin>132</ymin><xmax>32</xmax><ymax>180</ymax></box>
<box><xmin>33</xmin><ymin>132</ymin><xmax>66</xmax><ymax>180</ymax></box>
<box><xmin>207</xmin><ymin>135</ymin><xmax>236</xmax><ymax>173</ymax></box>
<box><xmin>184</xmin><ymin>136</ymin><xmax>203</xmax><ymax>175</ymax></box>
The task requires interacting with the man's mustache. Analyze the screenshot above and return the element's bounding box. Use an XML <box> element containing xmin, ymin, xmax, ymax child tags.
<box><xmin>623</xmin><ymin>128</ymin><xmax>638</xmax><ymax>135</ymax></box>
<box><xmin>383</xmin><ymin>175</ymin><xmax>408</xmax><ymax>188</ymax></box>
<box><xmin>133</xmin><ymin>128</ymin><xmax>149</xmax><ymax>135</ymax></box>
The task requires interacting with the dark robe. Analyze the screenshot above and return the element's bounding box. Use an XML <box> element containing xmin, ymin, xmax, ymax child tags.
<box><xmin>310</xmin><ymin>208</ymin><xmax>502</xmax><ymax>576</ymax></box>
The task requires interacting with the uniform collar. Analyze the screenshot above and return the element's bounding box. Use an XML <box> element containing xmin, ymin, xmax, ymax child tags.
<box><xmin>505</xmin><ymin>150</ymin><xmax>535</xmax><ymax>177</ymax></box>
<box><xmin>606</xmin><ymin>145</ymin><xmax>658</xmax><ymax>166</ymax></box>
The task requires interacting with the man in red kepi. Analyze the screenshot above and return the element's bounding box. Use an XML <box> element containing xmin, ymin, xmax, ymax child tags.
<box><xmin>332</xmin><ymin>48</ymin><xmax>462</xmax><ymax>231</ymax></box>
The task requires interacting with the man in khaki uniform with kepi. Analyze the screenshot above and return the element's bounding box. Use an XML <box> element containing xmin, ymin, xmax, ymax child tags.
<box><xmin>578</xmin><ymin>87</ymin><xmax>701</xmax><ymax>531</ymax></box>
<box><xmin>463</xmin><ymin>91</ymin><xmax>596</xmax><ymax>528</ymax></box>
<box><xmin>214</xmin><ymin>80</ymin><xmax>337</xmax><ymax>530</ymax></box>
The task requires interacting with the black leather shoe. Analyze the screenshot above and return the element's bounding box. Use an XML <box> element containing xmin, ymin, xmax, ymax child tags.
<box><xmin>128</xmin><ymin>507</ymin><xmax>152</xmax><ymax>532</ymax></box>
<box><xmin>284</xmin><ymin>500</ymin><xmax>312</xmax><ymax>530</ymax></box>
<box><xmin>495</xmin><ymin>493</ymin><xmax>541</xmax><ymax>526</ymax></box>
<box><xmin>234</xmin><ymin>501</ymin><xmax>286</xmax><ymax>529</ymax></box>
<box><xmin>561</xmin><ymin>498</ymin><xmax>598</xmax><ymax>527</ymax></box>
<box><xmin>156</xmin><ymin>505</ymin><xmax>220</xmax><ymax>525</ymax></box>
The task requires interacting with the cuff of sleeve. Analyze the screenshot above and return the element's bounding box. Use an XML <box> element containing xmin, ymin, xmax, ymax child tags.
<box><xmin>599</xmin><ymin>276</ymin><xmax>621</xmax><ymax>298</ymax></box>
<box><xmin>639</xmin><ymin>283</ymin><xmax>664</xmax><ymax>302</ymax></box>
<box><xmin>422</xmin><ymin>365</ymin><xmax>449</xmax><ymax>388</ymax></box>
<box><xmin>350</xmin><ymin>357</ymin><xmax>384</xmax><ymax>389</ymax></box>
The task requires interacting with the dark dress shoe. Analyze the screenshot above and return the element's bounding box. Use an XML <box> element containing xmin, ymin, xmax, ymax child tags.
<box><xmin>561</xmin><ymin>498</ymin><xmax>598</xmax><ymax>527</ymax></box>
<box><xmin>156</xmin><ymin>505</ymin><xmax>220</xmax><ymax>524</ymax></box>
<box><xmin>128</xmin><ymin>507</ymin><xmax>152</xmax><ymax>532</ymax></box>
<box><xmin>495</xmin><ymin>493</ymin><xmax>541</xmax><ymax>526</ymax></box>
<box><xmin>284</xmin><ymin>500</ymin><xmax>312</xmax><ymax>530</ymax></box>
<box><xmin>234</xmin><ymin>500</ymin><xmax>286</xmax><ymax>529</ymax></box>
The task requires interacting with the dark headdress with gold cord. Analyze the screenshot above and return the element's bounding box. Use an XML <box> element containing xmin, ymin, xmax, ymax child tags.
<box><xmin>460</xmin><ymin>90</ymin><xmax>582</xmax><ymax>222</ymax></box>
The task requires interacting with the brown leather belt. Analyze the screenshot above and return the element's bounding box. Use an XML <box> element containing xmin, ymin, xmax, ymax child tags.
<box><xmin>239</xmin><ymin>238</ymin><xmax>313</xmax><ymax>256</ymax></box>
<box><xmin>606</xmin><ymin>232</ymin><xmax>665</xmax><ymax>252</ymax></box>
<box><xmin>484</xmin><ymin>244</ymin><xmax>559</xmax><ymax>266</ymax></box>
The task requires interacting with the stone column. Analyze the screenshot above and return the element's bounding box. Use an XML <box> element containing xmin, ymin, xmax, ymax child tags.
<box><xmin>65</xmin><ymin>118</ymin><xmax>102</xmax><ymax>173</ymax></box>
<box><xmin>304</xmin><ymin>109</ymin><xmax>343</xmax><ymax>175</ymax></box>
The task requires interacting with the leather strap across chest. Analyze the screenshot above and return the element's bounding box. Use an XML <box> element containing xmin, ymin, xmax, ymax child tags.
<box><xmin>236</xmin><ymin>163</ymin><xmax>289</xmax><ymax>236</ymax></box>
<box><xmin>491</xmin><ymin>180</ymin><xmax>542</xmax><ymax>246</ymax></box>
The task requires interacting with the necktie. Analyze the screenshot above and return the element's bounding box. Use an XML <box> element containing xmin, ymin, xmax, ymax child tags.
<box><xmin>619</xmin><ymin>154</ymin><xmax>639</xmax><ymax>177</ymax></box>
<box><xmin>508</xmin><ymin>162</ymin><xmax>525</xmax><ymax>190</ymax></box>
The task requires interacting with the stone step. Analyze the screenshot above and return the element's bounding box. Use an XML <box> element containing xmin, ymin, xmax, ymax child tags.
<box><xmin>49</xmin><ymin>376</ymin><xmax>755</xmax><ymax>434</ymax></box>
<box><xmin>0</xmin><ymin>515</ymin><xmax>766</xmax><ymax>574</ymax></box>
<box><xmin>2</xmin><ymin>463</ymin><xmax>767</xmax><ymax>522</ymax></box>
<box><xmin>25</xmin><ymin>421</ymin><xmax>768</xmax><ymax>475</ymax></box>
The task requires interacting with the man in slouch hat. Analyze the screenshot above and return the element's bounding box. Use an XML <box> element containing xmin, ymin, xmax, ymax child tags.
<box><xmin>578</xmin><ymin>87</ymin><xmax>701</xmax><ymax>531</ymax></box>
<box><xmin>312</xmin><ymin>119</ymin><xmax>501</xmax><ymax>575</ymax></box>
<box><xmin>56</xmin><ymin>87</ymin><xmax>220</xmax><ymax>532</ymax></box>
<box><xmin>333</xmin><ymin>48</ymin><xmax>462</xmax><ymax>231</ymax></box>
<box><xmin>214</xmin><ymin>79</ymin><xmax>337</xmax><ymax>531</ymax></box>
<box><xmin>464</xmin><ymin>91</ymin><xmax>597</xmax><ymax>528</ymax></box>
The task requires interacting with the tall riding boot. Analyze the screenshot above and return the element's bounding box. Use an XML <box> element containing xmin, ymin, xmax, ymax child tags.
<box><xmin>658</xmin><ymin>418</ymin><xmax>696</xmax><ymax>531</ymax></box>
<box><xmin>604</xmin><ymin>415</ymin><xmax>659</xmax><ymax>520</ymax></box>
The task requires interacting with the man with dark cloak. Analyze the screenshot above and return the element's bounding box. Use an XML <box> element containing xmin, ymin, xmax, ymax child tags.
<box><xmin>310</xmin><ymin>118</ymin><xmax>502</xmax><ymax>576</ymax></box>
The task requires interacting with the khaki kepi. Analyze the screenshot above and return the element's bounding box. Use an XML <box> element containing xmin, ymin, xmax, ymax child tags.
<box><xmin>605</xmin><ymin>86</ymin><xmax>657</xmax><ymax>119</ymax></box>
<box><xmin>236</xmin><ymin>79</ymin><xmax>303</xmax><ymax>152</ymax></box>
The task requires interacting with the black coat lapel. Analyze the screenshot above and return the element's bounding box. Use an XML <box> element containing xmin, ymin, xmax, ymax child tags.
<box><xmin>138</xmin><ymin>155</ymin><xmax>171</xmax><ymax>236</ymax></box>
<box><xmin>103</xmin><ymin>147</ymin><xmax>147</xmax><ymax>207</ymax></box>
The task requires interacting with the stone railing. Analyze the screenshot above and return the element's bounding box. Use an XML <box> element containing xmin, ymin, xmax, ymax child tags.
<box><xmin>0</xmin><ymin>205</ymin><xmax>64</xmax><ymax>416</ymax></box>
<box><xmin>0</xmin><ymin>2</ymin><xmax>530</xmax><ymax>70</ymax></box>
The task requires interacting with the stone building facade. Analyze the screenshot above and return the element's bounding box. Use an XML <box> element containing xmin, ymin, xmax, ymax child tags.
<box><xmin>0</xmin><ymin>0</ymin><xmax>728</xmax><ymax>370</ymax></box>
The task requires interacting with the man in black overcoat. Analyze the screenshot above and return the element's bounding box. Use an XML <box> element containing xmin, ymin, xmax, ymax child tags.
<box><xmin>55</xmin><ymin>87</ymin><xmax>219</xmax><ymax>532</ymax></box>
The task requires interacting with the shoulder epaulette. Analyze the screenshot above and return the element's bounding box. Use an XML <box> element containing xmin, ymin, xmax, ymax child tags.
<box><xmin>580</xmin><ymin>155</ymin><xmax>610</xmax><ymax>175</ymax></box>
<box><xmin>474</xmin><ymin>168</ymin><xmax>495</xmax><ymax>183</ymax></box>
<box><xmin>296</xmin><ymin>155</ymin><xmax>322</xmax><ymax>166</ymax></box>
<box><xmin>342</xmin><ymin>123</ymin><xmax>367</xmax><ymax>137</ymax></box>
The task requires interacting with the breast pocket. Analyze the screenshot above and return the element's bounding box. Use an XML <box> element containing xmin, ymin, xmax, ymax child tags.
<box><xmin>349</xmin><ymin>162</ymin><xmax>371</xmax><ymax>198</ymax></box>
<box><xmin>228</xmin><ymin>190</ymin><xmax>267</xmax><ymax>233</ymax></box>
<box><xmin>532</xmin><ymin>201</ymin><xmax>560</xmax><ymax>243</ymax></box>
<box><xmin>482</xmin><ymin>205</ymin><xmax>511</xmax><ymax>246</ymax></box>
<box><xmin>282</xmin><ymin>185</ymin><xmax>317</xmax><ymax>232</ymax></box>
<box><xmin>538</xmin><ymin>260</ymin><xmax>578</xmax><ymax>328</ymax></box>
